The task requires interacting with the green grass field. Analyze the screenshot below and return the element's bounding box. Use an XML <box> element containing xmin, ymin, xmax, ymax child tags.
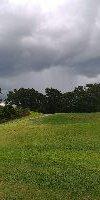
<box><xmin>0</xmin><ymin>112</ymin><xmax>100</xmax><ymax>200</ymax></box>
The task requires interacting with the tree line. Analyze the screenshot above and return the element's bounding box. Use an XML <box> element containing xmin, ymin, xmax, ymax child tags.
<box><xmin>2</xmin><ymin>83</ymin><xmax>100</xmax><ymax>114</ymax></box>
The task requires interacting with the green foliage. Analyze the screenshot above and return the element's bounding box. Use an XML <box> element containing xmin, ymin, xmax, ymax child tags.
<box><xmin>6</xmin><ymin>83</ymin><xmax>100</xmax><ymax>114</ymax></box>
<box><xmin>6</xmin><ymin>88</ymin><xmax>45</xmax><ymax>113</ymax></box>
<box><xmin>0</xmin><ymin>105</ymin><xmax>30</xmax><ymax>123</ymax></box>
<box><xmin>45</xmin><ymin>88</ymin><xmax>62</xmax><ymax>113</ymax></box>
<box><xmin>62</xmin><ymin>83</ymin><xmax>100</xmax><ymax>113</ymax></box>
<box><xmin>0</xmin><ymin>112</ymin><xmax>100</xmax><ymax>199</ymax></box>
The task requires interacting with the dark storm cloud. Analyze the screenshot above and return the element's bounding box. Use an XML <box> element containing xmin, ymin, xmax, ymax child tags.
<box><xmin>0</xmin><ymin>0</ymin><xmax>100</xmax><ymax>79</ymax></box>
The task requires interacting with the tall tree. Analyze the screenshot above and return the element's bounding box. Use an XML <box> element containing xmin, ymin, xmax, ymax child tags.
<box><xmin>6</xmin><ymin>88</ymin><xmax>45</xmax><ymax>112</ymax></box>
<box><xmin>45</xmin><ymin>88</ymin><xmax>62</xmax><ymax>113</ymax></box>
<box><xmin>6</xmin><ymin>83</ymin><xmax>100</xmax><ymax>114</ymax></box>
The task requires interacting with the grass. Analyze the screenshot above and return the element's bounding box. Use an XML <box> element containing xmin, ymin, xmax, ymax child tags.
<box><xmin>0</xmin><ymin>112</ymin><xmax>100</xmax><ymax>200</ymax></box>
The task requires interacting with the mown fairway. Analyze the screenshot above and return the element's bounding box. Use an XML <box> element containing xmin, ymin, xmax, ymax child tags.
<box><xmin>0</xmin><ymin>112</ymin><xmax>100</xmax><ymax>200</ymax></box>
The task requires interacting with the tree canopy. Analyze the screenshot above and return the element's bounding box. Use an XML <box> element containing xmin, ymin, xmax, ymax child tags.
<box><xmin>6</xmin><ymin>83</ymin><xmax>100</xmax><ymax>114</ymax></box>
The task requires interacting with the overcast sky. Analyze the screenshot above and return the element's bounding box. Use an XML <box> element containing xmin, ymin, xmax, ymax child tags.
<box><xmin>0</xmin><ymin>0</ymin><xmax>100</xmax><ymax>93</ymax></box>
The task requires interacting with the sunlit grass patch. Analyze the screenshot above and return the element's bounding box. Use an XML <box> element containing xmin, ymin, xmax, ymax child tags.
<box><xmin>31</xmin><ymin>112</ymin><xmax>100</xmax><ymax>125</ymax></box>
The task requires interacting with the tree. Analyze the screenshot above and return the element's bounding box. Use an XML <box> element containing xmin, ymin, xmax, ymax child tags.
<box><xmin>61</xmin><ymin>83</ymin><xmax>100</xmax><ymax>113</ymax></box>
<box><xmin>6</xmin><ymin>83</ymin><xmax>100</xmax><ymax>114</ymax></box>
<box><xmin>45</xmin><ymin>88</ymin><xmax>62</xmax><ymax>113</ymax></box>
<box><xmin>85</xmin><ymin>83</ymin><xmax>100</xmax><ymax>112</ymax></box>
<box><xmin>0</xmin><ymin>88</ymin><xmax>2</xmax><ymax>102</ymax></box>
<box><xmin>6</xmin><ymin>88</ymin><xmax>45</xmax><ymax>113</ymax></box>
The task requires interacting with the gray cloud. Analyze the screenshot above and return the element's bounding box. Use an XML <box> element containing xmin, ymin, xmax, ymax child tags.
<box><xmin>0</xmin><ymin>0</ymin><xmax>100</xmax><ymax>90</ymax></box>
<box><xmin>0</xmin><ymin>67</ymin><xmax>100</xmax><ymax>94</ymax></box>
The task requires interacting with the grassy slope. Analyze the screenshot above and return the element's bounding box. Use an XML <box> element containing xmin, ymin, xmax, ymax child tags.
<box><xmin>0</xmin><ymin>112</ymin><xmax>100</xmax><ymax>200</ymax></box>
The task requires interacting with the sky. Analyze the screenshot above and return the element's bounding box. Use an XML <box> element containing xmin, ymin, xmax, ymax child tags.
<box><xmin>0</xmin><ymin>0</ymin><xmax>100</xmax><ymax>93</ymax></box>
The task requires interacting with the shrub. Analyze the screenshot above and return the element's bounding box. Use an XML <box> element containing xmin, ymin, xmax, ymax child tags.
<box><xmin>0</xmin><ymin>106</ymin><xmax>30</xmax><ymax>123</ymax></box>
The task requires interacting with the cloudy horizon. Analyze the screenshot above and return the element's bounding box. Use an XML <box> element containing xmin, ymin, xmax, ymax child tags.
<box><xmin>0</xmin><ymin>0</ymin><xmax>100</xmax><ymax>92</ymax></box>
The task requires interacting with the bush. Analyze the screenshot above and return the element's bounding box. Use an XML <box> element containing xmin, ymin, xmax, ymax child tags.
<box><xmin>0</xmin><ymin>105</ymin><xmax>30</xmax><ymax>123</ymax></box>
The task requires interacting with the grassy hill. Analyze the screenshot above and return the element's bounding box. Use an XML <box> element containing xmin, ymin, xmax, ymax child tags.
<box><xmin>0</xmin><ymin>112</ymin><xmax>100</xmax><ymax>200</ymax></box>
